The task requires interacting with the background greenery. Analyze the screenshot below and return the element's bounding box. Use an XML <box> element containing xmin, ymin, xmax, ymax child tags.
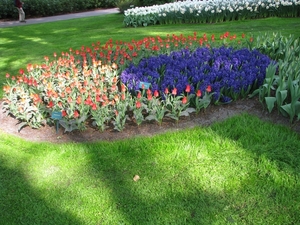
<box><xmin>0</xmin><ymin>0</ymin><xmax>174</xmax><ymax>19</ymax></box>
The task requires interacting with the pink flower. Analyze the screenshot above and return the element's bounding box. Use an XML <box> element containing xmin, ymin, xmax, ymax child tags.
<box><xmin>74</xmin><ymin>110</ymin><xmax>80</xmax><ymax>118</ymax></box>
<box><xmin>206</xmin><ymin>85</ymin><xmax>212</xmax><ymax>93</ymax></box>
<box><xmin>196</xmin><ymin>90</ymin><xmax>202</xmax><ymax>97</ymax></box>
<box><xmin>172</xmin><ymin>88</ymin><xmax>177</xmax><ymax>95</ymax></box>
<box><xmin>136</xmin><ymin>101</ymin><xmax>141</xmax><ymax>109</ymax></box>
<box><xmin>185</xmin><ymin>85</ymin><xmax>191</xmax><ymax>93</ymax></box>
<box><xmin>182</xmin><ymin>96</ymin><xmax>187</xmax><ymax>104</ymax></box>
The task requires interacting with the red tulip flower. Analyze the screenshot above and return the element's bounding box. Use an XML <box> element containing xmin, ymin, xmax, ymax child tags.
<box><xmin>137</xmin><ymin>91</ymin><xmax>142</xmax><ymax>99</ymax></box>
<box><xmin>147</xmin><ymin>89</ymin><xmax>152</xmax><ymax>95</ymax></box>
<box><xmin>172</xmin><ymin>88</ymin><xmax>177</xmax><ymax>95</ymax></box>
<box><xmin>62</xmin><ymin>110</ymin><xmax>67</xmax><ymax>117</ymax></box>
<box><xmin>206</xmin><ymin>85</ymin><xmax>212</xmax><ymax>93</ymax></box>
<box><xmin>92</xmin><ymin>103</ymin><xmax>97</xmax><ymax>111</ymax></box>
<box><xmin>136</xmin><ymin>101</ymin><xmax>141</xmax><ymax>109</ymax></box>
<box><xmin>185</xmin><ymin>85</ymin><xmax>191</xmax><ymax>93</ymax></box>
<box><xmin>196</xmin><ymin>90</ymin><xmax>202</xmax><ymax>97</ymax></box>
<box><xmin>182</xmin><ymin>96</ymin><xmax>187</xmax><ymax>104</ymax></box>
<box><xmin>74</xmin><ymin>110</ymin><xmax>80</xmax><ymax>118</ymax></box>
<box><xmin>47</xmin><ymin>101</ymin><xmax>54</xmax><ymax>108</ymax></box>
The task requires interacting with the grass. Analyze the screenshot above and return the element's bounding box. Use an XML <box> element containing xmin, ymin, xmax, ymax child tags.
<box><xmin>0</xmin><ymin>12</ymin><xmax>300</xmax><ymax>224</ymax></box>
<box><xmin>1</xmin><ymin>114</ymin><xmax>300</xmax><ymax>224</ymax></box>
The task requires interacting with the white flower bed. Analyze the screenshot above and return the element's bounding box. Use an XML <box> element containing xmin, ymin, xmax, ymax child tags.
<box><xmin>124</xmin><ymin>0</ymin><xmax>300</xmax><ymax>27</ymax></box>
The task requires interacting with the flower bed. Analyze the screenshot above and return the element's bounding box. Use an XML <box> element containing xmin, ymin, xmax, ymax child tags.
<box><xmin>3</xmin><ymin>32</ymin><xmax>300</xmax><ymax>132</ymax></box>
<box><xmin>124</xmin><ymin>0</ymin><xmax>300</xmax><ymax>27</ymax></box>
<box><xmin>2</xmin><ymin>32</ymin><xmax>271</xmax><ymax>132</ymax></box>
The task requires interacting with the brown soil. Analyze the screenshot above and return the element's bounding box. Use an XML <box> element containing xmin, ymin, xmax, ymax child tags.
<box><xmin>0</xmin><ymin>98</ymin><xmax>299</xmax><ymax>143</ymax></box>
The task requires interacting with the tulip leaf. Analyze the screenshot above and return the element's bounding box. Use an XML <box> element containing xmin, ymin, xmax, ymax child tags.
<box><xmin>145</xmin><ymin>114</ymin><xmax>156</xmax><ymax>121</ymax></box>
<box><xmin>265</xmin><ymin>97</ymin><xmax>276</xmax><ymax>113</ymax></box>
<box><xmin>275</xmin><ymin>90</ymin><xmax>287</xmax><ymax>109</ymax></box>
<box><xmin>180</xmin><ymin>111</ymin><xmax>190</xmax><ymax>117</ymax></box>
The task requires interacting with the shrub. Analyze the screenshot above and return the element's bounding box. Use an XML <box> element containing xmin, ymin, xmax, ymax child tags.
<box><xmin>138</xmin><ymin>0</ymin><xmax>174</xmax><ymax>7</ymax></box>
<box><xmin>116</xmin><ymin>0</ymin><xmax>140</xmax><ymax>14</ymax></box>
<box><xmin>0</xmin><ymin>0</ymin><xmax>17</xmax><ymax>19</ymax></box>
<box><xmin>0</xmin><ymin>0</ymin><xmax>116</xmax><ymax>19</ymax></box>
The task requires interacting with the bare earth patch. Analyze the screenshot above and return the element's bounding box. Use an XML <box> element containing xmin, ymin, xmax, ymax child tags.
<box><xmin>0</xmin><ymin>98</ymin><xmax>299</xmax><ymax>143</ymax></box>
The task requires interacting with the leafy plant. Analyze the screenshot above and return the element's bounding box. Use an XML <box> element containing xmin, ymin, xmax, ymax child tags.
<box><xmin>250</xmin><ymin>35</ymin><xmax>300</xmax><ymax>122</ymax></box>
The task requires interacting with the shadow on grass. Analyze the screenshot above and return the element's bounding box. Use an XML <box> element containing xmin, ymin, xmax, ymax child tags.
<box><xmin>0</xmin><ymin>155</ymin><xmax>83</xmax><ymax>225</ymax></box>
<box><xmin>84</xmin><ymin>140</ymin><xmax>231</xmax><ymax>224</ymax></box>
<box><xmin>1</xmin><ymin>113</ymin><xmax>300</xmax><ymax>224</ymax></box>
<box><xmin>83</xmin><ymin>113</ymin><xmax>300</xmax><ymax>223</ymax></box>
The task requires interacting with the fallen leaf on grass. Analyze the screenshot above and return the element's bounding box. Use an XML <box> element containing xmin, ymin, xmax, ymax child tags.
<box><xmin>133</xmin><ymin>175</ymin><xmax>140</xmax><ymax>182</ymax></box>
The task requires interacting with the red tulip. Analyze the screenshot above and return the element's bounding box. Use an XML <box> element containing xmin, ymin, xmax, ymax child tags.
<box><xmin>185</xmin><ymin>85</ymin><xmax>191</xmax><ymax>93</ymax></box>
<box><xmin>196</xmin><ymin>90</ymin><xmax>202</xmax><ymax>97</ymax></box>
<box><xmin>206</xmin><ymin>85</ymin><xmax>212</xmax><ymax>93</ymax></box>
<box><xmin>74</xmin><ymin>110</ymin><xmax>79</xmax><ymax>118</ymax></box>
<box><xmin>182</xmin><ymin>96</ymin><xmax>187</xmax><ymax>104</ymax></box>
<box><xmin>172</xmin><ymin>88</ymin><xmax>177</xmax><ymax>95</ymax></box>
<box><xmin>147</xmin><ymin>89</ymin><xmax>152</xmax><ymax>95</ymax></box>
<box><xmin>19</xmin><ymin>69</ymin><xmax>24</xmax><ymax>75</ymax></box>
<box><xmin>137</xmin><ymin>91</ymin><xmax>142</xmax><ymax>99</ymax></box>
<box><xmin>47</xmin><ymin>101</ymin><xmax>54</xmax><ymax>108</ymax></box>
<box><xmin>62</xmin><ymin>110</ymin><xmax>67</xmax><ymax>117</ymax></box>
<box><xmin>121</xmin><ymin>93</ymin><xmax>126</xmax><ymax>101</ymax></box>
<box><xmin>154</xmin><ymin>90</ymin><xmax>159</xmax><ymax>97</ymax></box>
<box><xmin>121</xmin><ymin>83</ymin><xmax>126</xmax><ymax>92</ymax></box>
<box><xmin>164</xmin><ymin>88</ymin><xmax>169</xmax><ymax>94</ymax></box>
<box><xmin>136</xmin><ymin>101</ymin><xmax>141</xmax><ymax>109</ymax></box>
<box><xmin>92</xmin><ymin>103</ymin><xmax>97</xmax><ymax>111</ymax></box>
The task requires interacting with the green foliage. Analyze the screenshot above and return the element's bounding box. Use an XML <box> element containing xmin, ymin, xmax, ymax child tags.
<box><xmin>250</xmin><ymin>34</ymin><xmax>300</xmax><ymax>123</ymax></box>
<box><xmin>116</xmin><ymin>0</ymin><xmax>140</xmax><ymax>14</ymax></box>
<box><xmin>138</xmin><ymin>0</ymin><xmax>173</xmax><ymax>7</ymax></box>
<box><xmin>0</xmin><ymin>0</ymin><xmax>15</xmax><ymax>19</ymax></box>
<box><xmin>0</xmin><ymin>0</ymin><xmax>116</xmax><ymax>19</ymax></box>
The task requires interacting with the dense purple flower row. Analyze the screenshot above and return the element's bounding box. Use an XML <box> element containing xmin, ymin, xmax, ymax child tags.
<box><xmin>120</xmin><ymin>46</ymin><xmax>272</xmax><ymax>103</ymax></box>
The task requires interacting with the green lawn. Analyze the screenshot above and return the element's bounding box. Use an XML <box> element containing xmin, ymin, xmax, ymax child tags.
<box><xmin>0</xmin><ymin>13</ymin><xmax>300</xmax><ymax>224</ymax></box>
<box><xmin>1</xmin><ymin>114</ymin><xmax>300</xmax><ymax>224</ymax></box>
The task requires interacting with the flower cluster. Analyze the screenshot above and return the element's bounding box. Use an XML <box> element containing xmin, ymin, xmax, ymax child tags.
<box><xmin>124</xmin><ymin>0</ymin><xmax>300</xmax><ymax>27</ymax></box>
<box><xmin>75</xmin><ymin>32</ymin><xmax>251</xmax><ymax>73</ymax></box>
<box><xmin>121</xmin><ymin>46</ymin><xmax>271</xmax><ymax>104</ymax></box>
<box><xmin>2</xmin><ymin>53</ymin><xmax>132</xmax><ymax>131</ymax></box>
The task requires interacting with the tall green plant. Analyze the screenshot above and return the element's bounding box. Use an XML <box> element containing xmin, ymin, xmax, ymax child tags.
<box><xmin>251</xmin><ymin>34</ymin><xmax>300</xmax><ymax>123</ymax></box>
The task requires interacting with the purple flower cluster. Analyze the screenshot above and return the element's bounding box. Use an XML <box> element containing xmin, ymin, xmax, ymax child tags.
<box><xmin>120</xmin><ymin>47</ymin><xmax>271</xmax><ymax>103</ymax></box>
